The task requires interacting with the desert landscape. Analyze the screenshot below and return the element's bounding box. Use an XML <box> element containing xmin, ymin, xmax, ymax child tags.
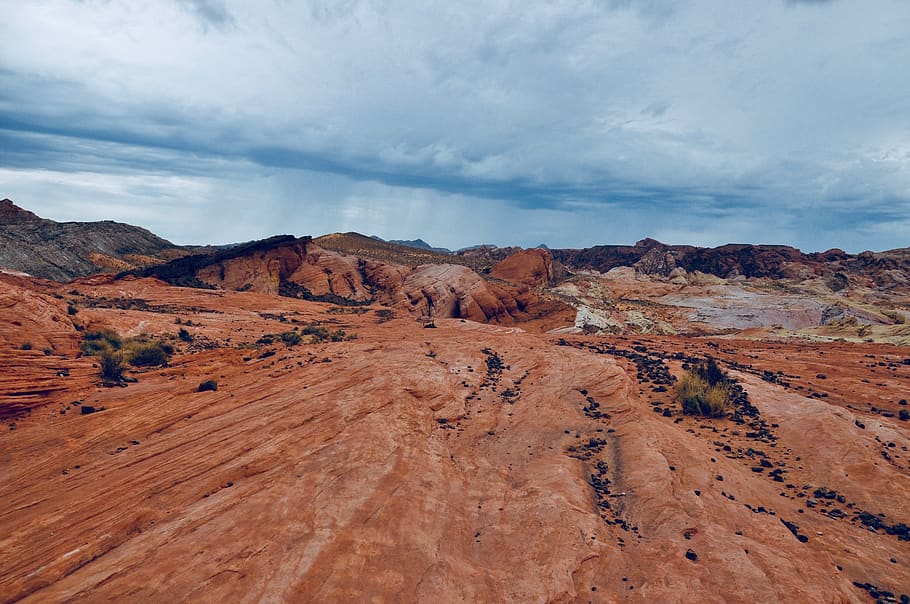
<box><xmin>3</xmin><ymin>3</ymin><xmax>910</xmax><ymax>602</ymax></box>
<box><xmin>1</xmin><ymin>199</ymin><xmax>908</xmax><ymax>603</ymax></box>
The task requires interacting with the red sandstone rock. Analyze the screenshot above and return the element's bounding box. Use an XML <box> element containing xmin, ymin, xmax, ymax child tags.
<box><xmin>490</xmin><ymin>248</ymin><xmax>556</xmax><ymax>288</ymax></box>
<box><xmin>0</xmin><ymin>277</ymin><xmax>907</xmax><ymax>602</ymax></box>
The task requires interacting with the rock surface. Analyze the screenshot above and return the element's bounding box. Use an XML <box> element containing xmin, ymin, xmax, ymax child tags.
<box><xmin>1</xmin><ymin>276</ymin><xmax>908</xmax><ymax>602</ymax></box>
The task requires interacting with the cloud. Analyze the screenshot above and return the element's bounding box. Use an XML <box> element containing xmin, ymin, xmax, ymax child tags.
<box><xmin>0</xmin><ymin>0</ymin><xmax>908</xmax><ymax>252</ymax></box>
<box><xmin>175</xmin><ymin>0</ymin><xmax>235</xmax><ymax>29</ymax></box>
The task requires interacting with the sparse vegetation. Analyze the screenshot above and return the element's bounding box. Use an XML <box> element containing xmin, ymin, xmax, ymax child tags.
<box><xmin>100</xmin><ymin>350</ymin><xmax>126</xmax><ymax>383</ymax></box>
<box><xmin>198</xmin><ymin>379</ymin><xmax>218</xmax><ymax>392</ymax></box>
<box><xmin>280</xmin><ymin>331</ymin><xmax>302</xmax><ymax>346</ymax></box>
<box><xmin>178</xmin><ymin>327</ymin><xmax>194</xmax><ymax>342</ymax></box>
<box><xmin>256</xmin><ymin>324</ymin><xmax>356</xmax><ymax>346</ymax></box>
<box><xmin>328</xmin><ymin>306</ymin><xmax>369</xmax><ymax>315</ymax></box>
<box><xmin>128</xmin><ymin>341</ymin><xmax>171</xmax><ymax>367</ymax></box>
<box><xmin>299</xmin><ymin>323</ymin><xmax>354</xmax><ymax>343</ymax></box>
<box><xmin>67</xmin><ymin>304</ymin><xmax>78</xmax><ymax>316</ymax></box>
<box><xmin>81</xmin><ymin>329</ymin><xmax>172</xmax><ymax>381</ymax></box>
<box><xmin>81</xmin><ymin>329</ymin><xmax>122</xmax><ymax>355</ymax></box>
<box><xmin>20</xmin><ymin>341</ymin><xmax>32</xmax><ymax>351</ymax></box>
<box><xmin>375</xmin><ymin>308</ymin><xmax>395</xmax><ymax>323</ymax></box>
<box><xmin>676</xmin><ymin>358</ymin><xmax>732</xmax><ymax>418</ymax></box>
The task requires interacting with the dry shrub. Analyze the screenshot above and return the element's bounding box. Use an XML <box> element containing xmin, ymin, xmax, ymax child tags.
<box><xmin>676</xmin><ymin>359</ymin><xmax>732</xmax><ymax>418</ymax></box>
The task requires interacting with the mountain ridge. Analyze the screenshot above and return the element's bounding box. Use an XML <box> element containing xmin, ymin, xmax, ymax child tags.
<box><xmin>0</xmin><ymin>199</ymin><xmax>189</xmax><ymax>282</ymax></box>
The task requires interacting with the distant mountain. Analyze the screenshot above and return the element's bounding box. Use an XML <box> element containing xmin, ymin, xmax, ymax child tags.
<box><xmin>551</xmin><ymin>237</ymin><xmax>910</xmax><ymax>290</ymax></box>
<box><xmin>0</xmin><ymin>199</ymin><xmax>188</xmax><ymax>282</ymax></box>
<box><xmin>316</xmin><ymin>232</ymin><xmax>491</xmax><ymax>271</ymax></box>
<box><xmin>369</xmin><ymin>236</ymin><xmax>451</xmax><ymax>254</ymax></box>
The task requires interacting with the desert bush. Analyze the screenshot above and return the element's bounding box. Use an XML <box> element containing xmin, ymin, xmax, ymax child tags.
<box><xmin>280</xmin><ymin>331</ymin><xmax>302</xmax><ymax>346</ymax></box>
<box><xmin>692</xmin><ymin>357</ymin><xmax>727</xmax><ymax>387</ymax></box>
<box><xmin>178</xmin><ymin>328</ymin><xmax>194</xmax><ymax>342</ymax></box>
<box><xmin>20</xmin><ymin>341</ymin><xmax>32</xmax><ymax>351</ymax></box>
<box><xmin>299</xmin><ymin>323</ymin><xmax>330</xmax><ymax>340</ymax></box>
<box><xmin>198</xmin><ymin>379</ymin><xmax>218</xmax><ymax>392</ymax></box>
<box><xmin>128</xmin><ymin>342</ymin><xmax>170</xmax><ymax>367</ymax></box>
<box><xmin>67</xmin><ymin>304</ymin><xmax>78</xmax><ymax>316</ymax></box>
<box><xmin>257</xmin><ymin>334</ymin><xmax>276</xmax><ymax>345</ymax></box>
<box><xmin>676</xmin><ymin>358</ymin><xmax>732</xmax><ymax>418</ymax></box>
<box><xmin>82</xmin><ymin>330</ymin><xmax>171</xmax><ymax>378</ymax></box>
<box><xmin>100</xmin><ymin>349</ymin><xmax>125</xmax><ymax>382</ymax></box>
<box><xmin>81</xmin><ymin>329</ymin><xmax>122</xmax><ymax>355</ymax></box>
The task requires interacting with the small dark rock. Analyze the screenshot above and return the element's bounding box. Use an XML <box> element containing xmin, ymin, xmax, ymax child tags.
<box><xmin>685</xmin><ymin>549</ymin><xmax>698</xmax><ymax>561</ymax></box>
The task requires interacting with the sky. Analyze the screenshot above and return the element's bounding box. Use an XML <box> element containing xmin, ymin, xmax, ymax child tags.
<box><xmin>1</xmin><ymin>0</ymin><xmax>909</xmax><ymax>252</ymax></box>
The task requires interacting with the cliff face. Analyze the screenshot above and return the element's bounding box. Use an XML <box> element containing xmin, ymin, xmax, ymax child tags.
<box><xmin>0</xmin><ymin>199</ymin><xmax>186</xmax><ymax>282</ymax></box>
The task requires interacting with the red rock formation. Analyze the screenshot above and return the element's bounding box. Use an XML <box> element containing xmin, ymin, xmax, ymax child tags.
<box><xmin>195</xmin><ymin>238</ymin><xmax>372</xmax><ymax>301</ymax></box>
<box><xmin>490</xmin><ymin>248</ymin><xmax>555</xmax><ymax>288</ymax></box>
<box><xmin>137</xmin><ymin>236</ymin><xmax>572</xmax><ymax>327</ymax></box>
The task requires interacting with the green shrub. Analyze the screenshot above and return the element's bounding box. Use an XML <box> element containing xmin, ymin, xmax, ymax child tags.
<box><xmin>300</xmin><ymin>323</ymin><xmax>330</xmax><ymax>340</ymax></box>
<box><xmin>178</xmin><ymin>328</ymin><xmax>194</xmax><ymax>342</ymax></box>
<box><xmin>198</xmin><ymin>379</ymin><xmax>218</xmax><ymax>392</ymax></box>
<box><xmin>100</xmin><ymin>349</ymin><xmax>125</xmax><ymax>383</ymax></box>
<box><xmin>81</xmin><ymin>329</ymin><xmax>122</xmax><ymax>355</ymax></box>
<box><xmin>128</xmin><ymin>342</ymin><xmax>170</xmax><ymax>367</ymax></box>
<box><xmin>67</xmin><ymin>304</ymin><xmax>78</xmax><ymax>316</ymax></box>
<box><xmin>20</xmin><ymin>341</ymin><xmax>32</xmax><ymax>351</ymax></box>
<box><xmin>81</xmin><ymin>329</ymin><xmax>171</xmax><ymax>378</ymax></box>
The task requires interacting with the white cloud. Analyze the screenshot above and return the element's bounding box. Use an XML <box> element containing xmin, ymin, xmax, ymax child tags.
<box><xmin>1</xmin><ymin>0</ymin><xmax>909</xmax><ymax>251</ymax></box>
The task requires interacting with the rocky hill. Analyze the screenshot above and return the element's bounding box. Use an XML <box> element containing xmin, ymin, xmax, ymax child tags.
<box><xmin>0</xmin><ymin>199</ymin><xmax>187</xmax><ymax>282</ymax></box>
<box><xmin>316</xmin><ymin>232</ymin><xmax>478</xmax><ymax>269</ymax></box>
<box><xmin>130</xmin><ymin>234</ymin><xmax>572</xmax><ymax>328</ymax></box>
<box><xmin>552</xmin><ymin>237</ymin><xmax>910</xmax><ymax>288</ymax></box>
<box><xmin>385</xmin><ymin>237</ymin><xmax>452</xmax><ymax>254</ymax></box>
